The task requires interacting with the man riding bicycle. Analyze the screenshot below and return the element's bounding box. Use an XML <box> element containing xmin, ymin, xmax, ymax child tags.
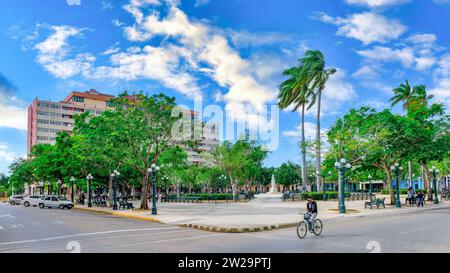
<box><xmin>305</xmin><ymin>196</ymin><xmax>318</xmax><ymax>231</ymax></box>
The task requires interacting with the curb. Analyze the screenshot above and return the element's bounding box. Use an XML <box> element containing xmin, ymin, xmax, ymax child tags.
<box><xmin>74</xmin><ymin>207</ymin><xmax>163</xmax><ymax>224</ymax></box>
<box><xmin>178</xmin><ymin>204</ymin><xmax>450</xmax><ymax>233</ymax></box>
<box><xmin>177</xmin><ymin>223</ymin><xmax>299</xmax><ymax>233</ymax></box>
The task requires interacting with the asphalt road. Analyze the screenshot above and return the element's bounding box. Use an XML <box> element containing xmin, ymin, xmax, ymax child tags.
<box><xmin>1</xmin><ymin>202</ymin><xmax>450</xmax><ymax>253</ymax></box>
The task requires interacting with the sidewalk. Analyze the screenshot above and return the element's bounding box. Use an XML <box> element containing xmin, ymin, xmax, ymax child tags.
<box><xmin>74</xmin><ymin>194</ymin><xmax>450</xmax><ymax>233</ymax></box>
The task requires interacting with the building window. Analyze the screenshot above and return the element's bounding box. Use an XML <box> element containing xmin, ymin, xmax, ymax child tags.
<box><xmin>50</xmin><ymin>112</ymin><xmax>62</xmax><ymax>118</ymax></box>
<box><xmin>37</xmin><ymin>103</ymin><xmax>49</xmax><ymax>108</ymax></box>
<box><xmin>73</xmin><ymin>96</ymin><xmax>84</xmax><ymax>103</ymax></box>
<box><xmin>37</xmin><ymin>111</ymin><xmax>50</xmax><ymax>116</ymax></box>
<box><xmin>37</xmin><ymin>136</ymin><xmax>49</xmax><ymax>141</ymax></box>
<box><xmin>50</xmin><ymin>120</ymin><xmax>62</xmax><ymax>126</ymax></box>
<box><xmin>37</xmin><ymin>119</ymin><xmax>50</xmax><ymax>124</ymax></box>
<box><xmin>49</xmin><ymin>104</ymin><xmax>61</xmax><ymax>110</ymax></box>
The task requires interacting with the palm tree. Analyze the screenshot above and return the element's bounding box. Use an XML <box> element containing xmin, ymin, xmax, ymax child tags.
<box><xmin>278</xmin><ymin>66</ymin><xmax>311</xmax><ymax>190</ymax></box>
<box><xmin>390</xmin><ymin>80</ymin><xmax>412</xmax><ymax>108</ymax></box>
<box><xmin>390</xmin><ymin>81</ymin><xmax>434</xmax><ymax>199</ymax></box>
<box><xmin>278</xmin><ymin>50</ymin><xmax>336</xmax><ymax>192</ymax></box>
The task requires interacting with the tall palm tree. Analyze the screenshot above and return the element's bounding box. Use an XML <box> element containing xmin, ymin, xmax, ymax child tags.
<box><xmin>390</xmin><ymin>81</ymin><xmax>434</xmax><ymax>197</ymax></box>
<box><xmin>278</xmin><ymin>66</ymin><xmax>310</xmax><ymax>190</ymax></box>
<box><xmin>390</xmin><ymin>80</ymin><xmax>412</xmax><ymax>108</ymax></box>
<box><xmin>278</xmin><ymin>50</ymin><xmax>336</xmax><ymax>192</ymax></box>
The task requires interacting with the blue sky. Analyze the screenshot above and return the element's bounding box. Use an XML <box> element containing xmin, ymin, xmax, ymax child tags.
<box><xmin>0</xmin><ymin>0</ymin><xmax>449</xmax><ymax>174</ymax></box>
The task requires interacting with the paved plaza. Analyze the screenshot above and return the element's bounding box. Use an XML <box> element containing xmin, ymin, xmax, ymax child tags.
<box><xmin>1</xmin><ymin>201</ymin><xmax>450</xmax><ymax>253</ymax></box>
<box><xmin>74</xmin><ymin>193</ymin><xmax>450</xmax><ymax>231</ymax></box>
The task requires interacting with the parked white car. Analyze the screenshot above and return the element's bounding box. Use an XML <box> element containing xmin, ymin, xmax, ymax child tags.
<box><xmin>23</xmin><ymin>195</ymin><xmax>44</xmax><ymax>207</ymax></box>
<box><xmin>39</xmin><ymin>195</ymin><xmax>74</xmax><ymax>210</ymax></box>
<box><xmin>9</xmin><ymin>195</ymin><xmax>25</xmax><ymax>205</ymax></box>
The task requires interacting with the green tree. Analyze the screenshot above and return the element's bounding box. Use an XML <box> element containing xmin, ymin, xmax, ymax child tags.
<box><xmin>109</xmin><ymin>92</ymin><xmax>180</xmax><ymax>210</ymax></box>
<box><xmin>278</xmin><ymin>50</ymin><xmax>336</xmax><ymax>192</ymax></box>
<box><xmin>274</xmin><ymin>162</ymin><xmax>301</xmax><ymax>188</ymax></box>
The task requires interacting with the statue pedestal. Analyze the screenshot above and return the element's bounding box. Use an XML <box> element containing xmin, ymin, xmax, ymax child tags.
<box><xmin>268</xmin><ymin>175</ymin><xmax>279</xmax><ymax>194</ymax></box>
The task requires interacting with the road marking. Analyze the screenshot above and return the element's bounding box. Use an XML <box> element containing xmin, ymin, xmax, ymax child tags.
<box><xmin>396</xmin><ymin>226</ymin><xmax>432</xmax><ymax>235</ymax></box>
<box><xmin>0</xmin><ymin>215</ymin><xmax>15</xmax><ymax>219</ymax></box>
<box><xmin>51</xmin><ymin>221</ymin><xmax>64</xmax><ymax>225</ymax></box>
<box><xmin>106</xmin><ymin>234</ymin><xmax>223</xmax><ymax>249</ymax></box>
<box><xmin>0</xmin><ymin>227</ymin><xmax>180</xmax><ymax>246</ymax></box>
<box><xmin>0</xmin><ymin>225</ymin><xmax>3</xmax><ymax>230</ymax></box>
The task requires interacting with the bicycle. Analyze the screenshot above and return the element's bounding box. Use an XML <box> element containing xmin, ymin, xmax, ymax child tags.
<box><xmin>297</xmin><ymin>213</ymin><xmax>323</xmax><ymax>239</ymax></box>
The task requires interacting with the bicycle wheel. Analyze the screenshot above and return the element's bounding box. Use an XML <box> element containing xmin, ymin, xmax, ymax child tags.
<box><xmin>297</xmin><ymin>221</ymin><xmax>308</xmax><ymax>239</ymax></box>
<box><xmin>313</xmin><ymin>219</ymin><xmax>323</xmax><ymax>236</ymax></box>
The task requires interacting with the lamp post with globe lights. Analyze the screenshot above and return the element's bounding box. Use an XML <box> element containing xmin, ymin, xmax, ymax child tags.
<box><xmin>111</xmin><ymin>170</ymin><xmax>120</xmax><ymax>210</ymax></box>
<box><xmin>368</xmin><ymin>175</ymin><xmax>373</xmax><ymax>196</ymax></box>
<box><xmin>429</xmin><ymin>166</ymin><xmax>440</xmax><ymax>205</ymax></box>
<box><xmin>148</xmin><ymin>164</ymin><xmax>160</xmax><ymax>215</ymax></box>
<box><xmin>390</xmin><ymin>163</ymin><xmax>403</xmax><ymax>208</ymax></box>
<box><xmin>69</xmin><ymin>177</ymin><xmax>76</xmax><ymax>204</ymax></box>
<box><xmin>86</xmin><ymin>174</ymin><xmax>93</xmax><ymax>208</ymax></box>
<box><xmin>335</xmin><ymin>159</ymin><xmax>351</xmax><ymax>214</ymax></box>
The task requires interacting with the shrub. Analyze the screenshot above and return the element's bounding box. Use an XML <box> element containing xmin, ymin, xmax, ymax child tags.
<box><xmin>167</xmin><ymin>193</ymin><xmax>234</xmax><ymax>200</ymax></box>
<box><xmin>380</xmin><ymin>189</ymin><xmax>428</xmax><ymax>195</ymax></box>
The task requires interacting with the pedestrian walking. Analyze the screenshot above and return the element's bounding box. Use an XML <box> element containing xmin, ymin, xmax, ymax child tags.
<box><xmin>407</xmin><ymin>187</ymin><xmax>415</xmax><ymax>206</ymax></box>
<box><xmin>80</xmin><ymin>192</ymin><xmax>86</xmax><ymax>205</ymax></box>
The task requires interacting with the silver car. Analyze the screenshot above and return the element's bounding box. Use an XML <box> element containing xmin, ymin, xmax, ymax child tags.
<box><xmin>23</xmin><ymin>195</ymin><xmax>44</xmax><ymax>207</ymax></box>
<box><xmin>9</xmin><ymin>195</ymin><xmax>25</xmax><ymax>205</ymax></box>
<box><xmin>39</xmin><ymin>195</ymin><xmax>74</xmax><ymax>209</ymax></box>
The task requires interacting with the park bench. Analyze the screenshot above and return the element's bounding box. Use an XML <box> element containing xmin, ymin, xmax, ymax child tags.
<box><xmin>119</xmin><ymin>199</ymin><xmax>135</xmax><ymax>210</ymax></box>
<box><xmin>405</xmin><ymin>196</ymin><xmax>417</xmax><ymax>207</ymax></box>
<box><xmin>236</xmin><ymin>194</ymin><xmax>248</xmax><ymax>202</ymax></box>
<box><xmin>441</xmin><ymin>190</ymin><xmax>449</xmax><ymax>202</ymax></box>
<box><xmin>365</xmin><ymin>197</ymin><xmax>386</xmax><ymax>209</ymax></box>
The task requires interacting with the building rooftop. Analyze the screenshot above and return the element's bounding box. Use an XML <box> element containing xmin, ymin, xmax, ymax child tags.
<box><xmin>63</xmin><ymin>89</ymin><xmax>115</xmax><ymax>103</ymax></box>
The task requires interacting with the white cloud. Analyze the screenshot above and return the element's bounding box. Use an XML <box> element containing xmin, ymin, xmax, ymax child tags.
<box><xmin>360</xmin><ymin>99</ymin><xmax>389</xmax><ymax>110</ymax></box>
<box><xmin>430</xmin><ymin>54</ymin><xmax>450</xmax><ymax>111</ymax></box>
<box><xmin>102</xmin><ymin>42</ymin><xmax>121</xmax><ymax>55</ymax></box>
<box><xmin>345</xmin><ymin>0</ymin><xmax>410</xmax><ymax>8</ymax></box>
<box><xmin>194</xmin><ymin>0</ymin><xmax>209</xmax><ymax>7</ymax></box>
<box><xmin>316</xmin><ymin>12</ymin><xmax>407</xmax><ymax>45</ymax></box>
<box><xmin>356</xmin><ymin>44</ymin><xmax>437</xmax><ymax>71</ymax></box>
<box><xmin>302</xmin><ymin>70</ymin><xmax>357</xmax><ymax>118</ymax></box>
<box><xmin>282</xmin><ymin>122</ymin><xmax>320</xmax><ymax>139</ymax></box>
<box><xmin>66</xmin><ymin>0</ymin><xmax>81</xmax><ymax>6</ymax></box>
<box><xmin>93</xmin><ymin>45</ymin><xmax>202</xmax><ymax>98</ymax></box>
<box><xmin>352</xmin><ymin>65</ymin><xmax>379</xmax><ymax>79</ymax></box>
<box><xmin>118</xmin><ymin>0</ymin><xmax>276</xmax><ymax>124</ymax></box>
<box><xmin>0</xmin><ymin>143</ymin><xmax>18</xmax><ymax>163</ymax></box>
<box><xmin>0</xmin><ymin>74</ymin><xmax>27</xmax><ymax>131</ymax></box>
<box><xmin>34</xmin><ymin>25</ymin><xmax>95</xmax><ymax>79</ymax></box>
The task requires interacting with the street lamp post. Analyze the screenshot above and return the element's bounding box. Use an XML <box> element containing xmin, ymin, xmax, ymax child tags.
<box><xmin>163</xmin><ymin>175</ymin><xmax>169</xmax><ymax>202</ymax></box>
<box><xmin>148</xmin><ymin>164</ymin><xmax>160</xmax><ymax>215</ymax></box>
<box><xmin>57</xmin><ymin>180</ymin><xmax>62</xmax><ymax>196</ymax></box>
<box><xmin>320</xmin><ymin>172</ymin><xmax>327</xmax><ymax>201</ymax></box>
<box><xmin>390</xmin><ymin>163</ymin><xmax>403</xmax><ymax>208</ymax></box>
<box><xmin>335</xmin><ymin>158</ymin><xmax>351</xmax><ymax>214</ymax></box>
<box><xmin>368</xmin><ymin>175</ymin><xmax>373</xmax><ymax>196</ymax></box>
<box><xmin>111</xmin><ymin>170</ymin><xmax>120</xmax><ymax>210</ymax></box>
<box><xmin>220</xmin><ymin>175</ymin><xmax>226</xmax><ymax>193</ymax></box>
<box><xmin>429</xmin><ymin>166</ymin><xmax>440</xmax><ymax>205</ymax></box>
<box><xmin>69</xmin><ymin>177</ymin><xmax>75</xmax><ymax>204</ymax></box>
<box><xmin>86</xmin><ymin>174</ymin><xmax>93</xmax><ymax>208</ymax></box>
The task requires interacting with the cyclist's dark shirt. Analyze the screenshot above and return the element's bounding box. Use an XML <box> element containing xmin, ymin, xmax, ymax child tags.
<box><xmin>307</xmin><ymin>201</ymin><xmax>318</xmax><ymax>213</ymax></box>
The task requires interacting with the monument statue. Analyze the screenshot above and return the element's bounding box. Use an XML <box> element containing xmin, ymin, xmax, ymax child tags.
<box><xmin>269</xmin><ymin>174</ymin><xmax>279</xmax><ymax>193</ymax></box>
